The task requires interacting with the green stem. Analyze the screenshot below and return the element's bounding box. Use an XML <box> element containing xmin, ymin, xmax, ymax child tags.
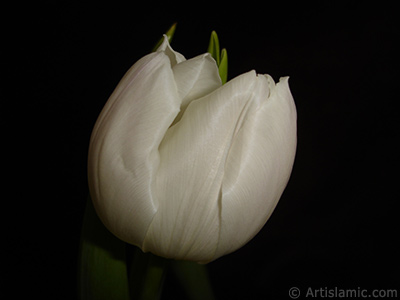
<box><xmin>78</xmin><ymin>197</ymin><xmax>130</xmax><ymax>300</ymax></box>
<box><xmin>129</xmin><ymin>249</ymin><xmax>169</xmax><ymax>300</ymax></box>
<box><xmin>171</xmin><ymin>261</ymin><xmax>216</xmax><ymax>300</ymax></box>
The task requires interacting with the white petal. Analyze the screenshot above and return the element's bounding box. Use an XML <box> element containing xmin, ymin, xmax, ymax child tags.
<box><xmin>142</xmin><ymin>71</ymin><xmax>262</xmax><ymax>262</ymax></box>
<box><xmin>172</xmin><ymin>53</ymin><xmax>221</xmax><ymax>123</ymax></box>
<box><xmin>214</xmin><ymin>75</ymin><xmax>297</xmax><ymax>260</ymax></box>
<box><xmin>88</xmin><ymin>51</ymin><xmax>181</xmax><ymax>247</ymax></box>
<box><xmin>156</xmin><ymin>35</ymin><xmax>186</xmax><ymax>66</ymax></box>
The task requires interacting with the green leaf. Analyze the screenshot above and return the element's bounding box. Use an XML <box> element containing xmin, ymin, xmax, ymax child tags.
<box><xmin>219</xmin><ymin>48</ymin><xmax>228</xmax><ymax>85</ymax></box>
<box><xmin>208</xmin><ymin>31</ymin><xmax>228</xmax><ymax>84</ymax></box>
<box><xmin>78</xmin><ymin>197</ymin><xmax>130</xmax><ymax>300</ymax></box>
<box><xmin>164</xmin><ymin>22</ymin><xmax>177</xmax><ymax>43</ymax></box>
<box><xmin>207</xmin><ymin>31</ymin><xmax>220</xmax><ymax>66</ymax></box>
<box><xmin>152</xmin><ymin>23</ymin><xmax>177</xmax><ymax>52</ymax></box>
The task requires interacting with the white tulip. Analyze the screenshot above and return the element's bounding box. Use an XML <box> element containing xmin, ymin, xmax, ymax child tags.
<box><xmin>88</xmin><ymin>36</ymin><xmax>297</xmax><ymax>263</ymax></box>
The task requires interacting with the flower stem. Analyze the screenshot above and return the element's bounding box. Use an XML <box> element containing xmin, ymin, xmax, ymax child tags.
<box><xmin>171</xmin><ymin>261</ymin><xmax>216</xmax><ymax>300</ymax></box>
<box><xmin>129</xmin><ymin>249</ymin><xmax>169</xmax><ymax>300</ymax></box>
<box><xmin>78</xmin><ymin>197</ymin><xmax>130</xmax><ymax>300</ymax></box>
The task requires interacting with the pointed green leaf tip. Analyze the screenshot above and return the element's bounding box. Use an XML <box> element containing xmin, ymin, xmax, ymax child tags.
<box><xmin>152</xmin><ymin>22</ymin><xmax>177</xmax><ymax>52</ymax></box>
<box><xmin>207</xmin><ymin>31</ymin><xmax>228</xmax><ymax>84</ymax></box>
<box><xmin>207</xmin><ymin>31</ymin><xmax>221</xmax><ymax>65</ymax></box>
<box><xmin>219</xmin><ymin>48</ymin><xmax>228</xmax><ymax>84</ymax></box>
<box><xmin>165</xmin><ymin>22</ymin><xmax>177</xmax><ymax>43</ymax></box>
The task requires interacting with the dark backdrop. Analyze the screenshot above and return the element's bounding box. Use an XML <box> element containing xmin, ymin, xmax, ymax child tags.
<box><xmin>5</xmin><ymin>3</ymin><xmax>398</xmax><ymax>299</ymax></box>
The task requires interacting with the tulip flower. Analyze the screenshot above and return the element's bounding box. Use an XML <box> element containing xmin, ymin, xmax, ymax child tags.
<box><xmin>88</xmin><ymin>35</ymin><xmax>297</xmax><ymax>264</ymax></box>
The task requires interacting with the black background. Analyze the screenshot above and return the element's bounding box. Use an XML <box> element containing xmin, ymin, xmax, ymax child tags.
<box><xmin>5</xmin><ymin>2</ymin><xmax>398</xmax><ymax>299</ymax></box>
